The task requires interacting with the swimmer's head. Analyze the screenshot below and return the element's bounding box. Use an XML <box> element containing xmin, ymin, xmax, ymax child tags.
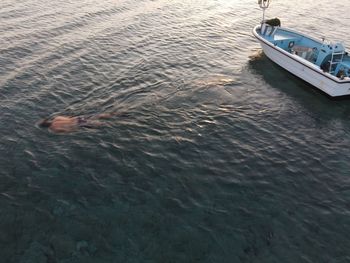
<box><xmin>39</xmin><ymin>118</ymin><xmax>52</xmax><ymax>128</ymax></box>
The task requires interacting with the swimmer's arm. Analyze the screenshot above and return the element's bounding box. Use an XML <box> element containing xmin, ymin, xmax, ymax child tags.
<box><xmin>53</xmin><ymin>116</ymin><xmax>75</xmax><ymax>121</ymax></box>
<box><xmin>49</xmin><ymin>126</ymin><xmax>77</xmax><ymax>133</ymax></box>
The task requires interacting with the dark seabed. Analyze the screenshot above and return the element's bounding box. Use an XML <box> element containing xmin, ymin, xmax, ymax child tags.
<box><xmin>1</xmin><ymin>0</ymin><xmax>350</xmax><ymax>262</ymax></box>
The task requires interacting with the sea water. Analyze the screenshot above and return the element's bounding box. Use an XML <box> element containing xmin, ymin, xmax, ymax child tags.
<box><xmin>1</xmin><ymin>0</ymin><xmax>350</xmax><ymax>262</ymax></box>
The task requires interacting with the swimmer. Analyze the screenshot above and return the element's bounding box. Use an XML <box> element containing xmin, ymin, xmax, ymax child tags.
<box><xmin>39</xmin><ymin>113</ymin><xmax>115</xmax><ymax>133</ymax></box>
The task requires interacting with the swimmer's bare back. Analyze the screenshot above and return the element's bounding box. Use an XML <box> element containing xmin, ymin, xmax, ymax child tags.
<box><xmin>38</xmin><ymin>113</ymin><xmax>116</xmax><ymax>133</ymax></box>
<box><xmin>38</xmin><ymin>116</ymin><xmax>79</xmax><ymax>133</ymax></box>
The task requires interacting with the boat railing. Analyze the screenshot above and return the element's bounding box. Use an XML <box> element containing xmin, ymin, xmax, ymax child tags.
<box><xmin>260</xmin><ymin>24</ymin><xmax>278</xmax><ymax>37</ymax></box>
<box><xmin>329</xmin><ymin>43</ymin><xmax>345</xmax><ymax>74</ymax></box>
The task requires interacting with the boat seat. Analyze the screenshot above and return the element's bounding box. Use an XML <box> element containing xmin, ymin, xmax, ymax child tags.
<box><xmin>292</xmin><ymin>45</ymin><xmax>315</xmax><ymax>61</ymax></box>
<box><xmin>273</xmin><ymin>35</ymin><xmax>297</xmax><ymax>41</ymax></box>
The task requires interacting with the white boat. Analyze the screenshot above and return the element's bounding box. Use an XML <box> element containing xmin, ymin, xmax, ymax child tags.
<box><xmin>253</xmin><ymin>0</ymin><xmax>350</xmax><ymax>97</ymax></box>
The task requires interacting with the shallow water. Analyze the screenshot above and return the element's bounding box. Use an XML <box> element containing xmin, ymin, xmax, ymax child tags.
<box><xmin>1</xmin><ymin>0</ymin><xmax>350</xmax><ymax>262</ymax></box>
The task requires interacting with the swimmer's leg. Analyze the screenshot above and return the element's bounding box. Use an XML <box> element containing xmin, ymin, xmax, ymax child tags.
<box><xmin>94</xmin><ymin>113</ymin><xmax>114</xmax><ymax>119</ymax></box>
<box><xmin>93</xmin><ymin>112</ymin><xmax>130</xmax><ymax>120</ymax></box>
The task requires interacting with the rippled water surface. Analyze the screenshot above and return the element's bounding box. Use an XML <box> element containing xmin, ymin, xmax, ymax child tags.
<box><xmin>1</xmin><ymin>0</ymin><xmax>350</xmax><ymax>262</ymax></box>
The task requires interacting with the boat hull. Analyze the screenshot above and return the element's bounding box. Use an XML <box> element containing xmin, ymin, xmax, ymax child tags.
<box><xmin>253</xmin><ymin>26</ymin><xmax>350</xmax><ymax>97</ymax></box>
